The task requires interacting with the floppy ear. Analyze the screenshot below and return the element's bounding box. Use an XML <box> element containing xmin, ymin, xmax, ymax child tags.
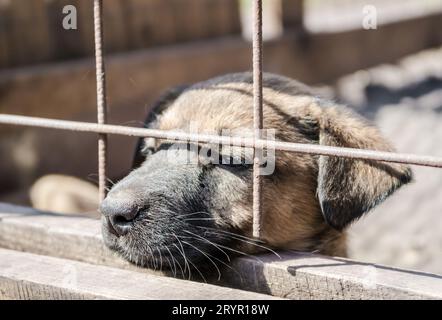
<box><xmin>132</xmin><ymin>85</ymin><xmax>189</xmax><ymax>168</ymax></box>
<box><xmin>317</xmin><ymin>106</ymin><xmax>412</xmax><ymax>230</ymax></box>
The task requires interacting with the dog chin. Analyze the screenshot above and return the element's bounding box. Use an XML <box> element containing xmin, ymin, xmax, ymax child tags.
<box><xmin>100</xmin><ymin>220</ymin><xmax>168</xmax><ymax>269</ymax></box>
<box><xmin>101</xmin><ymin>218</ymin><xmax>120</xmax><ymax>251</ymax></box>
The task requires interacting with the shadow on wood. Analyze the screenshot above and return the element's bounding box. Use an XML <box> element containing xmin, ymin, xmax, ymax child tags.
<box><xmin>0</xmin><ymin>203</ymin><xmax>440</xmax><ymax>300</ymax></box>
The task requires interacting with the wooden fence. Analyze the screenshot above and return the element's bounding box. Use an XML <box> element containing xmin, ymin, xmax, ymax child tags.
<box><xmin>0</xmin><ymin>0</ymin><xmax>304</xmax><ymax>69</ymax></box>
<box><xmin>0</xmin><ymin>0</ymin><xmax>242</xmax><ymax>69</ymax></box>
<box><xmin>0</xmin><ymin>203</ymin><xmax>440</xmax><ymax>299</ymax></box>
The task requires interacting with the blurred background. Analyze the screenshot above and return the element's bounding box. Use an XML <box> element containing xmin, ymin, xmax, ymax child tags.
<box><xmin>0</xmin><ymin>0</ymin><xmax>441</xmax><ymax>274</ymax></box>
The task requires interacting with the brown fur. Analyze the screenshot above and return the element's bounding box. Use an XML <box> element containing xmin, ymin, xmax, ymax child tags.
<box><xmin>32</xmin><ymin>72</ymin><xmax>411</xmax><ymax>266</ymax></box>
<box><xmin>136</xmin><ymin>72</ymin><xmax>411</xmax><ymax>257</ymax></box>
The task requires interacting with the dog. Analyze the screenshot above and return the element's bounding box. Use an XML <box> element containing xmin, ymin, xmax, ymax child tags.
<box><xmin>33</xmin><ymin>72</ymin><xmax>412</xmax><ymax>278</ymax></box>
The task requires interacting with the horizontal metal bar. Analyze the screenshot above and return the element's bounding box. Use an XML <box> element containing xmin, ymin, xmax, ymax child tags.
<box><xmin>1</xmin><ymin>114</ymin><xmax>441</xmax><ymax>168</ymax></box>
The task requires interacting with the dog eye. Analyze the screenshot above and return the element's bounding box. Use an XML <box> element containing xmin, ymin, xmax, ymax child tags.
<box><xmin>218</xmin><ymin>155</ymin><xmax>251</xmax><ymax>168</ymax></box>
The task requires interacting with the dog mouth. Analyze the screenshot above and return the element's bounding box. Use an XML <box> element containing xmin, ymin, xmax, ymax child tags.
<box><xmin>101</xmin><ymin>214</ymin><xmax>241</xmax><ymax>280</ymax></box>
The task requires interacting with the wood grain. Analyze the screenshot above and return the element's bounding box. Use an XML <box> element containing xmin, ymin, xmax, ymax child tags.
<box><xmin>0</xmin><ymin>0</ymin><xmax>241</xmax><ymax>68</ymax></box>
<box><xmin>0</xmin><ymin>248</ymin><xmax>277</xmax><ymax>300</ymax></box>
<box><xmin>0</xmin><ymin>203</ymin><xmax>440</xmax><ymax>299</ymax></box>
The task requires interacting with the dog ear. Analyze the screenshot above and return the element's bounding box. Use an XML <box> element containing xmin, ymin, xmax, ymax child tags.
<box><xmin>132</xmin><ymin>85</ymin><xmax>189</xmax><ymax>168</ymax></box>
<box><xmin>317</xmin><ymin>106</ymin><xmax>412</xmax><ymax>230</ymax></box>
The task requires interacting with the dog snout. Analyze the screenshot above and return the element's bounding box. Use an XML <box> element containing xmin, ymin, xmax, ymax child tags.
<box><xmin>100</xmin><ymin>195</ymin><xmax>140</xmax><ymax>236</ymax></box>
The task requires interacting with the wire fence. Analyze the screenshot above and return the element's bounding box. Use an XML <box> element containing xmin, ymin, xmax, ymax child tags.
<box><xmin>252</xmin><ymin>0</ymin><xmax>264</xmax><ymax>238</ymax></box>
<box><xmin>93</xmin><ymin>0</ymin><xmax>108</xmax><ymax>203</ymax></box>
<box><xmin>0</xmin><ymin>0</ymin><xmax>442</xmax><ymax>239</ymax></box>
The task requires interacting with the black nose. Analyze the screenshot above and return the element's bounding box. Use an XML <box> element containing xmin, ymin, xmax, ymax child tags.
<box><xmin>100</xmin><ymin>197</ymin><xmax>140</xmax><ymax>236</ymax></box>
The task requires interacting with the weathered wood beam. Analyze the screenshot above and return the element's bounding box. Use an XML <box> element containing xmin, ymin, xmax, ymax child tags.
<box><xmin>0</xmin><ymin>203</ymin><xmax>441</xmax><ymax>299</ymax></box>
<box><xmin>0</xmin><ymin>0</ymin><xmax>241</xmax><ymax>68</ymax></box>
<box><xmin>2</xmin><ymin>12</ymin><xmax>442</xmax><ymax>117</ymax></box>
<box><xmin>0</xmin><ymin>248</ymin><xmax>276</xmax><ymax>300</ymax></box>
<box><xmin>281</xmin><ymin>0</ymin><xmax>304</xmax><ymax>30</ymax></box>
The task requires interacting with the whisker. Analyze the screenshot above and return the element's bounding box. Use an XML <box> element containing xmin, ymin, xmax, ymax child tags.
<box><xmin>87</xmin><ymin>173</ymin><xmax>116</xmax><ymax>187</ymax></box>
<box><xmin>147</xmin><ymin>246</ymin><xmax>157</xmax><ymax>270</ymax></box>
<box><xmin>204</xmin><ymin>252</ymin><xmax>243</xmax><ymax>282</ymax></box>
<box><xmin>181</xmin><ymin>240</ymin><xmax>222</xmax><ymax>281</ymax></box>
<box><xmin>165</xmin><ymin>246</ymin><xmax>181</xmax><ymax>278</ymax></box>
<box><xmin>286</xmin><ymin>248</ymin><xmax>319</xmax><ymax>255</ymax></box>
<box><xmin>163</xmin><ymin>254</ymin><xmax>173</xmax><ymax>276</ymax></box>
<box><xmin>164</xmin><ymin>232</ymin><xmax>194</xmax><ymax>240</ymax></box>
<box><xmin>173</xmin><ymin>234</ymin><xmax>190</xmax><ymax>273</ymax></box>
<box><xmin>196</xmin><ymin>225</ymin><xmax>266</xmax><ymax>243</ymax></box>
<box><xmin>203</xmin><ymin>230</ymin><xmax>281</xmax><ymax>259</ymax></box>
<box><xmin>172</xmin><ymin>242</ymin><xmax>191</xmax><ymax>280</ymax></box>
<box><xmin>105</xmin><ymin>177</ymin><xmax>116</xmax><ymax>186</ymax></box>
<box><xmin>211</xmin><ymin>243</ymin><xmax>265</xmax><ymax>263</ymax></box>
<box><xmin>183</xmin><ymin>230</ymin><xmax>231</xmax><ymax>262</ymax></box>
<box><xmin>185</xmin><ymin>256</ymin><xmax>207</xmax><ymax>284</ymax></box>
<box><xmin>156</xmin><ymin>247</ymin><xmax>163</xmax><ymax>272</ymax></box>
<box><xmin>183</xmin><ymin>236</ymin><xmax>244</xmax><ymax>282</ymax></box>
<box><xmin>175</xmin><ymin>211</ymin><xmax>212</xmax><ymax>219</ymax></box>
<box><xmin>184</xmin><ymin>217</ymin><xmax>217</xmax><ymax>221</ymax></box>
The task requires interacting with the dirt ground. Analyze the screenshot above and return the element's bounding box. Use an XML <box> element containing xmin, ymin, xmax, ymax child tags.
<box><xmin>332</xmin><ymin>47</ymin><xmax>442</xmax><ymax>275</ymax></box>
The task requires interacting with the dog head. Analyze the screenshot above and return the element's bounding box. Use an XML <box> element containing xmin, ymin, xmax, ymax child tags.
<box><xmin>100</xmin><ymin>73</ymin><xmax>411</xmax><ymax>276</ymax></box>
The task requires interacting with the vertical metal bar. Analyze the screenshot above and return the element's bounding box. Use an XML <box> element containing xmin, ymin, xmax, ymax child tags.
<box><xmin>93</xmin><ymin>0</ymin><xmax>108</xmax><ymax>203</ymax></box>
<box><xmin>252</xmin><ymin>0</ymin><xmax>263</xmax><ymax>238</ymax></box>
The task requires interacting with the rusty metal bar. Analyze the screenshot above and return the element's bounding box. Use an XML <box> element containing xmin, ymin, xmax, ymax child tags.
<box><xmin>93</xmin><ymin>0</ymin><xmax>108</xmax><ymax>203</ymax></box>
<box><xmin>252</xmin><ymin>0</ymin><xmax>264</xmax><ymax>239</ymax></box>
<box><xmin>1</xmin><ymin>114</ymin><xmax>442</xmax><ymax>169</ymax></box>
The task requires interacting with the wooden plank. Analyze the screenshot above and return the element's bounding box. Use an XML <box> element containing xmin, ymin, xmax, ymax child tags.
<box><xmin>0</xmin><ymin>0</ymin><xmax>241</xmax><ymax>68</ymax></box>
<box><xmin>0</xmin><ymin>248</ymin><xmax>277</xmax><ymax>300</ymax></box>
<box><xmin>2</xmin><ymin>12</ymin><xmax>442</xmax><ymax>116</ymax></box>
<box><xmin>294</xmin><ymin>12</ymin><xmax>442</xmax><ymax>83</ymax></box>
<box><xmin>102</xmin><ymin>0</ymin><xmax>129</xmax><ymax>53</ymax></box>
<box><xmin>0</xmin><ymin>203</ymin><xmax>145</xmax><ymax>272</ymax></box>
<box><xmin>145</xmin><ymin>0</ymin><xmax>177</xmax><ymax>46</ymax></box>
<box><xmin>0</xmin><ymin>204</ymin><xmax>441</xmax><ymax>300</ymax></box>
<box><xmin>46</xmin><ymin>0</ymin><xmax>88</xmax><ymax>61</ymax></box>
<box><xmin>222</xmin><ymin>253</ymin><xmax>442</xmax><ymax>300</ymax></box>
<box><xmin>281</xmin><ymin>0</ymin><xmax>304</xmax><ymax>29</ymax></box>
<box><xmin>7</xmin><ymin>0</ymin><xmax>39</xmax><ymax>66</ymax></box>
<box><xmin>0</xmin><ymin>1</ymin><xmax>11</xmax><ymax>67</ymax></box>
<box><xmin>179</xmin><ymin>0</ymin><xmax>208</xmax><ymax>40</ymax></box>
<box><xmin>207</xmin><ymin>0</ymin><xmax>241</xmax><ymax>37</ymax></box>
